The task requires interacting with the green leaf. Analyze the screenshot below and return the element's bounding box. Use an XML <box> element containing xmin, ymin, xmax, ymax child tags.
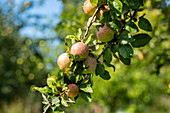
<box><xmin>53</xmin><ymin>111</ymin><xmax>65</xmax><ymax>113</ymax></box>
<box><xmin>105</xmin><ymin>63</ymin><xmax>116</xmax><ymax>72</ymax></box>
<box><xmin>52</xmin><ymin>97</ymin><xmax>60</xmax><ymax>106</ymax></box>
<box><xmin>119</xmin><ymin>44</ymin><xmax>133</xmax><ymax>58</ymax></box>
<box><xmin>111</xmin><ymin>44</ymin><xmax>119</xmax><ymax>52</ymax></box>
<box><xmin>131</xmin><ymin>33</ymin><xmax>152</xmax><ymax>48</ymax></box>
<box><xmin>107</xmin><ymin>19</ymin><xmax>121</xmax><ymax>30</ymax></box>
<box><xmin>61</xmin><ymin>97</ymin><xmax>69</xmax><ymax>107</ymax></box>
<box><xmin>75</xmin><ymin>75</ymin><xmax>80</xmax><ymax>83</ymax></box>
<box><xmin>138</xmin><ymin>17</ymin><xmax>152</xmax><ymax>31</ymax></box>
<box><xmin>95</xmin><ymin>63</ymin><xmax>105</xmax><ymax>76</ymax></box>
<box><xmin>110</xmin><ymin>0</ymin><xmax>123</xmax><ymax>15</ymax></box>
<box><xmin>83</xmin><ymin>34</ymin><xmax>92</xmax><ymax>45</ymax></box>
<box><xmin>43</xmin><ymin>104</ymin><xmax>50</xmax><ymax>113</ymax></box>
<box><xmin>66</xmin><ymin>35</ymin><xmax>80</xmax><ymax>41</ymax></box>
<box><xmin>42</xmin><ymin>94</ymin><xmax>49</xmax><ymax>105</ymax></box>
<box><xmin>103</xmin><ymin>48</ymin><xmax>112</xmax><ymax>64</ymax></box>
<box><xmin>65</xmin><ymin>39</ymin><xmax>70</xmax><ymax>52</ymax></box>
<box><xmin>128</xmin><ymin>0</ymin><xmax>143</xmax><ymax>9</ymax></box>
<box><xmin>52</xmin><ymin>106</ymin><xmax>65</xmax><ymax>113</ymax></box>
<box><xmin>99</xmin><ymin>70</ymin><xmax>111</xmax><ymax>80</ymax></box>
<box><xmin>100</xmin><ymin>11</ymin><xmax>112</xmax><ymax>23</ymax></box>
<box><xmin>74</xmin><ymin>66</ymin><xmax>84</xmax><ymax>75</ymax></box>
<box><xmin>34</xmin><ymin>86</ymin><xmax>52</xmax><ymax>95</ymax></box>
<box><xmin>122</xmin><ymin>2</ymin><xmax>130</xmax><ymax>14</ymax></box>
<box><xmin>125</xmin><ymin>21</ymin><xmax>139</xmax><ymax>33</ymax></box>
<box><xmin>119</xmin><ymin>55</ymin><xmax>131</xmax><ymax>65</ymax></box>
<box><xmin>80</xmin><ymin>84</ymin><xmax>93</xmax><ymax>93</ymax></box>
<box><xmin>76</xmin><ymin>28</ymin><xmax>82</xmax><ymax>40</ymax></box>
<box><xmin>65</xmin><ymin>98</ymin><xmax>75</xmax><ymax>103</ymax></box>
<box><xmin>120</xmin><ymin>33</ymin><xmax>134</xmax><ymax>45</ymax></box>
<box><xmin>81</xmin><ymin>92</ymin><xmax>92</xmax><ymax>102</ymax></box>
<box><xmin>90</xmin><ymin>0</ymin><xmax>98</xmax><ymax>6</ymax></box>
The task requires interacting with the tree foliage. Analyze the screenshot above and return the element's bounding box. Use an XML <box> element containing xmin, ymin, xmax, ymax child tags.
<box><xmin>34</xmin><ymin>0</ymin><xmax>170</xmax><ymax>113</ymax></box>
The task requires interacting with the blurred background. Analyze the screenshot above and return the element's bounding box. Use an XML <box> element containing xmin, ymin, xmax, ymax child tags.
<box><xmin>0</xmin><ymin>0</ymin><xmax>169</xmax><ymax>113</ymax></box>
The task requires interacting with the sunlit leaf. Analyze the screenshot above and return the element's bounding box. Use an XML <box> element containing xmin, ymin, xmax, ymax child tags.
<box><xmin>81</xmin><ymin>92</ymin><xmax>92</xmax><ymax>102</ymax></box>
<box><xmin>80</xmin><ymin>84</ymin><xmax>93</xmax><ymax>93</ymax></box>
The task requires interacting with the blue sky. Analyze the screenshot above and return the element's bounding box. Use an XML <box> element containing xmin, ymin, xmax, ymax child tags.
<box><xmin>17</xmin><ymin>0</ymin><xmax>63</xmax><ymax>38</ymax></box>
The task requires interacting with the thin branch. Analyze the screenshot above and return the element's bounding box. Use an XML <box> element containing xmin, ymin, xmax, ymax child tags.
<box><xmin>96</xmin><ymin>41</ymin><xmax>112</xmax><ymax>63</ymax></box>
<box><xmin>58</xmin><ymin>90</ymin><xmax>67</xmax><ymax>98</ymax></box>
<box><xmin>82</xmin><ymin>6</ymin><xmax>100</xmax><ymax>40</ymax></box>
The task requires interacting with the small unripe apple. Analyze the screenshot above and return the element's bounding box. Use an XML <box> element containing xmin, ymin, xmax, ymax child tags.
<box><xmin>67</xmin><ymin>84</ymin><xmax>79</xmax><ymax>98</ymax></box>
<box><xmin>57</xmin><ymin>53</ymin><xmax>71</xmax><ymax>72</ymax></box>
<box><xmin>98</xmin><ymin>5</ymin><xmax>110</xmax><ymax>17</ymax></box>
<box><xmin>97</xmin><ymin>24</ymin><xmax>115</xmax><ymax>42</ymax></box>
<box><xmin>83</xmin><ymin>0</ymin><xmax>96</xmax><ymax>16</ymax></box>
<box><xmin>84</xmin><ymin>56</ymin><xmax>97</xmax><ymax>73</ymax></box>
<box><xmin>70</xmin><ymin>42</ymin><xmax>89</xmax><ymax>59</ymax></box>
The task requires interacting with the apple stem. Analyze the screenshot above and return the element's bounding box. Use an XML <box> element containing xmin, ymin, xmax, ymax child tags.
<box><xmin>82</xmin><ymin>6</ymin><xmax>100</xmax><ymax>40</ymax></box>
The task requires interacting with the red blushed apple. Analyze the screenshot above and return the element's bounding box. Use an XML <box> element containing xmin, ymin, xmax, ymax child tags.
<box><xmin>70</xmin><ymin>42</ymin><xmax>89</xmax><ymax>59</ymax></box>
<box><xmin>83</xmin><ymin>0</ymin><xmax>96</xmax><ymax>16</ymax></box>
<box><xmin>97</xmin><ymin>24</ymin><xmax>115</xmax><ymax>42</ymax></box>
<box><xmin>57</xmin><ymin>53</ymin><xmax>71</xmax><ymax>72</ymax></box>
<box><xmin>67</xmin><ymin>84</ymin><xmax>79</xmax><ymax>98</ymax></box>
<box><xmin>84</xmin><ymin>56</ymin><xmax>97</xmax><ymax>73</ymax></box>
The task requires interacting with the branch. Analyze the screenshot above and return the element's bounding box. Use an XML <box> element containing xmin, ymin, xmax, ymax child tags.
<box><xmin>57</xmin><ymin>90</ymin><xmax>67</xmax><ymax>98</ymax></box>
<box><xmin>82</xmin><ymin>6</ymin><xmax>100</xmax><ymax>40</ymax></box>
<box><xmin>96</xmin><ymin>41</ymin><xmax>112</xmax><ymax>63</ymax></box>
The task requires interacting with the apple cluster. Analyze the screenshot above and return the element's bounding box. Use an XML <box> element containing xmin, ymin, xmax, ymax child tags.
<box><xmin>83</xmin><ymin>0</ymin><xmax>115</xmax><ymax>43</ymax></box>
<box><xmin>54</xmin><ymin>0</ymin><xmax>115</xmax><ymax>99</ymax></box>
<box><xmin>57</xmin><ymin>41</ymin><xmax>97</xmax><ymax>97</ymax></box>
<box><xmin>53</xmin><ymin>0</ymin><xmax>114</xmax><ymax>104</ymax></box>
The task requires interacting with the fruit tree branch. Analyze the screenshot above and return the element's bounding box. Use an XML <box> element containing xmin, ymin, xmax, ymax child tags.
<box><xmin>82</xmin><ymin>6</ymin><xmax>100</xmax><ymax>40</ymax></box>
<box><xmin>96</xmin><ymin>41</ymin><xmax>112</xmax><ymax>63</ymax></box>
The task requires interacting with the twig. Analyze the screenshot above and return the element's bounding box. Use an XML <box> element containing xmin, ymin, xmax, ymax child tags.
<box><xmin>58</xmin><ymin>90</ymin><xmax>67</xmax><ymax>98</ymax></box>
<box><xmin>82</xmin><ymin>6</ymin><xmax>100</xmax><ymax>40</ymax></box>
<box><xmin>96</xmin><ymin>41</ymin><xmax>112</xmax><ymax>63</ymax></box>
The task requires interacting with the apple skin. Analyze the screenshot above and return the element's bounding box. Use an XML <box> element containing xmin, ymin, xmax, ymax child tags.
<box><xmin>70</xmin><ymin>42</ymin><xmax>89</xmax><ymax>59</ymax></box>
<box><xmin>57</xmin><ymin>53</ymin><xmax>71</xmax><ymax>72</ymax></box>
<box><xmin>97</xmin><ymin>24</ymin><xmax>115</xmax><ymax>42</ymax></box>
<box><xmin>83</xmin><ymin>0</ymin><xmax>96</xmax><ymax>16</ymax></box>
<box><xmin>67</xmin><ymin>84</ymin><xmax>79</xmax><ymax>98</ymax></box>
<box><xmin>84</xmin><ymin>56</ymin><xmax>97</xmax><ymax>73</ymax></box>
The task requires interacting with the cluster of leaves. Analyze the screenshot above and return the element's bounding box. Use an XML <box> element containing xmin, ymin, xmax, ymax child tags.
<box><xmin>34</xmin><ymin>0</ymin><xmax>153</xmax><ymax>112</ymax></box>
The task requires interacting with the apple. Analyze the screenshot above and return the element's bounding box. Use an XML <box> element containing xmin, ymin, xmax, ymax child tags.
<box><xmin>83</xmin><ymin>0</ymin><xmax>96</xmax><ymax>16</ymax></box>
<box><xmin>70</xmin><ymin>42</ymin><xmax>89</xmax><ymax>59</ymax></box>
<box><xmin>57</xmin><ymin>53</ymin><xmax>71</xmax><ymax>72</ymax></box>
<box><xmin>67</xmin><ymin>84</ymin><xmax>79</xmax><ymax>98</ymax></box>
<box><xmin>97</xmin><ymin>24</ymin><xmax>115</xmax><ymax>42</ymax></box>
<box><xmin>84</xmin><ymin>56</ymin><xmax>97</xmax><ymax>73</ymax></box>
